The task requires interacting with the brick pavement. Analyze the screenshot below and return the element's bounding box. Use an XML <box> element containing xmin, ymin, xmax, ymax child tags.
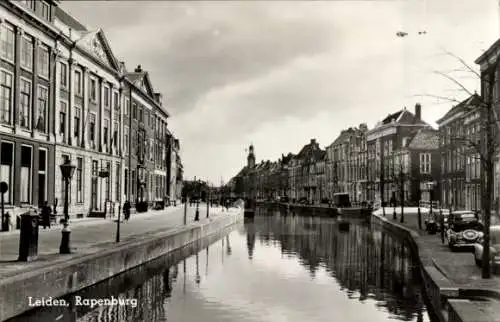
<box><xmin>0</xmin><ymin>203</ymin><xmax>236</xmax><ymax>278</ymax></box>
<box><xmin>380</xmin><ymin>208</ymin><xmax>500</xmax><ymax>291</ymax></box>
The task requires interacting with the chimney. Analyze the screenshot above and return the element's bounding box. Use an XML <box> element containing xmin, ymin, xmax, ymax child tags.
<box><xmin>154</xmin><ymin>92</ymin><xmax>163</xmax><ymax>105</ymax></box>
<box><xmin>134</xmin><ymin>65</ymin><xmax>142</xmax><ymax>73</ymax></box>
<box><xmin>310</xmin><ymin>139</ymin><xmax>316</xmax><ymax>145</ymax></box>
<box><xmin>415</xmin><ymin>103</ymin><xmax>421</xmax><ymax>120</ymax></box>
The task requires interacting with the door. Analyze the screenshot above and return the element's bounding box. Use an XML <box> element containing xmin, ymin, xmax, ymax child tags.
<box><xmin>91</xmin><ymin>161</ymin><xmax>98</xmax><ymax>210</ymax></box>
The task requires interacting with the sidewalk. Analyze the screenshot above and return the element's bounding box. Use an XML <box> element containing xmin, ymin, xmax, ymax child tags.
<box><xmin>0</xmin><ymin>205</ymin><xmax>182</xmax><ymax>237</ymax></box>
<box><xmin>379</xmin><ymin>210</ymin><xmax>500</xmax><ymax>291</ymax></box>
<box><xmin>0</xmin><ymin>204</ymin><xmax>238</xmax><ymax>278</ymax></box>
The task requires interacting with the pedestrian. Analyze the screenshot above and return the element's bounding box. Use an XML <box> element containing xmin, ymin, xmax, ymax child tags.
<box><xmin>123</xmin><ymin>201</ymin><xmax>131</xmax><ymax>222</ymax></box>
<box><xmin>41</xmin><ymin>201</ymin><xmax>51</xmax><ymax>229</ymax></box>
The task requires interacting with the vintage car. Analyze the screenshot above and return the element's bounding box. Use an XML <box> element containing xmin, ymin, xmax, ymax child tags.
<box><xmin>473</xmin><ymin>225</ymin><xmax>500</xmax><ymax>273</ymax></box>
<box><xmin>446</xmin><ymin>210</ymin><xmax>484</xmax><ymax>251</ymax></box>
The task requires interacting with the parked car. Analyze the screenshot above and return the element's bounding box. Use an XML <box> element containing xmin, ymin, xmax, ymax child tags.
<box><xmin>446</xmin><ymin>210</ymin><xmax>484</xmax><ymax>251</ymax></box>
<box><xmin>278</xmin><ymin>196</ymin><xmax>289</xmax><ymax>203</ymax></box>
<box><xmin>473</xmin><ymin>225</ymin><xmax>500</xmax><ymax>272</ymax></box>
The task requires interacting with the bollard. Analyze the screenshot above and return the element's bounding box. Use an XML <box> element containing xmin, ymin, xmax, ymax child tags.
<box><xmin>18</xmin><ymin>211</ymin><xmax>39</xmax><ymax>261</ymax></box>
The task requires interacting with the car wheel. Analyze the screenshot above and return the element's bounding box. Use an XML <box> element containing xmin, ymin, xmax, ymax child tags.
<box><xmin>475</xmin><ymin>258</ymin><xmax>482</xmax><ymax>267</ymax></box>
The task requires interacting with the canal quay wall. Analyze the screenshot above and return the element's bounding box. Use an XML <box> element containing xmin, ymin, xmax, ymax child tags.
<box><xmin>0</xmin><ymin>209</ymin><xmax>243</xmax><ymax>322</ymax></box>
<box><xmin>258</xmin><ymin>201</ymin><xmax>372</xmax><ymax>219</ymax></box>
<box><xmin>371</xmin><ymin>213</ymin><xmax>498</xmax><ymax>322</ymax></box>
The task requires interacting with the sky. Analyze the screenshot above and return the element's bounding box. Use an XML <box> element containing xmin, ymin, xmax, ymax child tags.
<box><xmin>61</xmin><ymin>0</ymin><xmax>499</xmax><ymax>185</ymax></box>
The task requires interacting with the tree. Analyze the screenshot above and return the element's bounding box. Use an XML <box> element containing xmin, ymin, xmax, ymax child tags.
<box><xmin>391</xmin><ymin>151</ymin><xmax>413</xmax><ymax>223</ymax></box>
<box><xmin>422</xmin><ymin>49</ymin><xmax>500</xmax><ymax>279</ymax></box>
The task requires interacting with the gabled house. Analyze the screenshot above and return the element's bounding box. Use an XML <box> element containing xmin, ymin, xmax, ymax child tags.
<box><xmin>366</xmin><ymin>103</ymin><xmax>432</xmax><ymax>206</ymax></box>
<box><xmin>289</xmin><ymin>139</ymin><xmax>325</xmax><ymax>203</ymax></box>
<box><xmin>392</xmin><ymin>127</ymin><xmax>441</xmax><ymax>206</ymax></box>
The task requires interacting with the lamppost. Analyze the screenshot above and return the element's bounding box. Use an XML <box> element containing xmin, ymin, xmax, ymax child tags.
<box><xmin>426</xmin><ymin>181</ymin><xmax>436</xmax><ymax>215</ymax></box>
<box><xmin>59</xmin><ymin>159</ymin><xmax>76</xmax><ymax>254</ymax></box>
<box><xmin>206</xmin><ymin>182</ymin><xmax>211</xmax><ymax>218</ymax></box>
<box><xmin>194</xmin><ymin>179</ymin><xmax>200</xmax><ymax>221</ymax></box>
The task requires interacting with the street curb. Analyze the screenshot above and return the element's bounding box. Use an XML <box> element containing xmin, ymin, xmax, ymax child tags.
<box><xmin>372</xmin><ymin>212</ymin><xmax>500</xmax><ymax>321</ymax></box>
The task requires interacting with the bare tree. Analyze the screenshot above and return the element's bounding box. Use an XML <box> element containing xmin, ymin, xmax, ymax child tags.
<box><xmin>420</xmin><ymin>50</ymin><xmax>500</xmax><ymax>278</ymax></box>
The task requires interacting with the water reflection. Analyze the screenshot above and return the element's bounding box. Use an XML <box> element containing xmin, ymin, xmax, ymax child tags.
<box><xmin>252</xmin><ymin>208</ymin><xmax>428</xmax><ymax>321</ymax></box>
<box><xmin>9</xmin><ymin>208</ymin><xmax>434</xmax><ymax>322</ymax></box>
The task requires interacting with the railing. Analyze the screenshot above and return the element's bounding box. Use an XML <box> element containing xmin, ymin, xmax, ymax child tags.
<box><xmin>419</xmin><ymin>200</ymin><xmax>440</xmax><ymax>209</ymax></box>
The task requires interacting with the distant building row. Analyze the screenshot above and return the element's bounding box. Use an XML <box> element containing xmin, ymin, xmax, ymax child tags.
<box><xmin>0</xmin><ymin>0</ymin><xmax>183</xmax><ymax>218</ymax></box>
<box><xmin>230</xmin><ymin>37</ymin><xmax>500</xmax><ymax>211</ymax></box>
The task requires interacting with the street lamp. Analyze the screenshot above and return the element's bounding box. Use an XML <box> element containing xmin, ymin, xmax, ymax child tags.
<box><xmin>194</xmin><ymin>179</ymin><xmax>200</xmax><ymax>221</ymax></box>
<box><xmin>206</xmin><ymin>182</ymin><xmax>211</xmax><ymax>218</ymax></box>
<box><xmin>59</xmin><ymin>159</ymin><xmax>76</xmax><ymax>254</ymax></box>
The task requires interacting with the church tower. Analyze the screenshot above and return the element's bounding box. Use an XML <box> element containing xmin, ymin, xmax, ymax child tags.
<box><xmin>247</xmin><ymin>144</ymin><xmax>256</xmax><ymax>168</ymax></box>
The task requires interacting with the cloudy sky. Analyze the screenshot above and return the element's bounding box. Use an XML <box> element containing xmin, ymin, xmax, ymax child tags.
<box><xmin>61</xmin><ymin>0</ymin><xmax>499</xmax><ymax>184</ymax></box>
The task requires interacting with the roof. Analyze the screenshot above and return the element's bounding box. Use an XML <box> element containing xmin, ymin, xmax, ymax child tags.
<box><xmin>407</xmin><ymin>128</ymin><xmax>439</xmax><ymax>150</ymax></box>
<box><xmin>296</xmin><ymin>140</ymin><xmax>325</xmax><ymax>162</ymax></box>
<box><xmin>382</xmin><ymin>110</ymin><xmax>403</xmax><ymax>124</ymax></box>
<box><xmin>55</xmin><ymin>7</ymin><xmax>88</xmax><ymax>31</ymax></box>
<box><xmin>475</xmin><ymin>38</ymin><xmax>500</xmax><ymax>65</ymax></box>
<box><xmin>281</xmin><ymin>153</ymin><xmax>295</xmax><ymax>165</ymax></box>
<box><xmin>436</xmin><ymin>94</ymin><xmax>481</xmax><ymax>124</ymax></box>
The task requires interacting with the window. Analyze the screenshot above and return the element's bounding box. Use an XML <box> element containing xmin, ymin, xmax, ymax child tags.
<box><xmin>124</xmin><ymin>168</ymin><xmax>128</xmax><ymax>197</ymax></box>
<box><xmin>125</xmin><ymin>99</ymin><xmax>130</xmax><ymax>116</ymax></box>
<box><xmin>37</xmin><ymin>86</ymin><xmax>48</xmax><ymax>132</ymax></box>
<box><xmin>113</xmin><ymin>122</ymin><xmax>118</xmax><ymax>149</ymax></box>
<box><xmin>21</xmin><ymin>36</ymin><xmax>33</xmax><ymax>70</ymax></box>
<box><xmin>19</xmin><ymin>79</ymin><xmax>31</xmax><ymax>129</ymax></box>
<box><xmin>104</xmin><ymin>86</ymin><xmax>110</xmax><ymax>108</ymax></box>
<box><xmin>90</xmin><ymin>78</ymin><xmax>97</xmax><ymax>102</ymax></box>
<box><xmin>113</xmin><ymin>92</ymin><xmax>119</xmax><ymax>110</ymax></box>
<box><xmin>115</xmin><ymin>163</ymin><xmax>120</xmax><ymax>201</ymax></box>
<box><xmin>103</xmin><ymin>119</ymin><xmax>109</xmax><ymax>145</ymax></box>
<box><xmin>59</xmin><ymin>62</ymin><xmax>67</xmax><ymax>88</ymax></box>
<box><xmin>91</xmin><ymin>160</ymin><xmax>98</xmax><ymax>208</ymax></box>
<box><xmin>0</xmin><ymin>71</ymin><xmax>12</xmax><ymax>124</ymax></box>
<box><xmin>38</xmin><ymin>46</ymin><xmax>49</xmax><ymax>78</ymax></box>
<box><xmin>59</xmin><ymin>101</ymin><xmax>67</xmax><ymax>137</ymax></box>
<box><xmin>74</xmin><ymin>107</ymin><xmax>80</xmax><ymax>140</ymax></box>
<box><xmin>40</xmin><ymin>1</ymin><xmax>51</xmax><ymax>20</ymax></box>
<box><xmin>76</xmin><ymin>157</ymin><xmax>83</xmax><ymax>203</ymax></box>
<box><xmin>0</xmin><ymin>142</ymin><xmax>13</xmax><ymax>203</ymax></box>
<box><xmin>420</xmin><ymin>153</ymin><xmax>431</xmax><ymax>174</ymax></box>
<box><xmin>131</xmin><ymin>170</ymin><xmax>136</xmax><ymax>197</ymax></box>
<box><xmin>89</xmin><ymin>114</ymin><xmax>96</xmax><ymax>146</ymax></box>
<box><xmin>132</xmin><ymin>103</ymin><xmax>137</xmax><ymax>119</ymax></box>
<box><xmin>38</xmin><ymin>149</ymin><xmax>47</xmax><ymax>205</ymax></box>
<box><xmin>124</xmin><ymin>127</ymin><xmax>129</xmax><ymax>154</ymax></box>
<box><xmin>74</xmin><ymin>70</ymin><xmax>82</xmax><ymax>95</ymax></box>
<box><xmin>22</xmin><ymin>0</ymin><xmax>36</xmax><ymax>10</ymax></box>
<box><xmin>105</xmin><ymin>162</ymin><xmax>111</xmax><ymax>200</ymax></box>
<box><xmin>20</xmin><ymin>146</ymin><xmax>32</xmax><ymax>203</ymax></box>
<box><xmin>0</xmin><ymin>25</ymin><xmax>15</xmax><ymax>62</ymax></box>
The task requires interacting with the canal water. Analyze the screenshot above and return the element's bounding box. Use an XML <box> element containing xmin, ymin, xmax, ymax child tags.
<box><xmin>10</xmin><ymin>208</ymin><xmax>435</xmax><ymax>322</ymax></box>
